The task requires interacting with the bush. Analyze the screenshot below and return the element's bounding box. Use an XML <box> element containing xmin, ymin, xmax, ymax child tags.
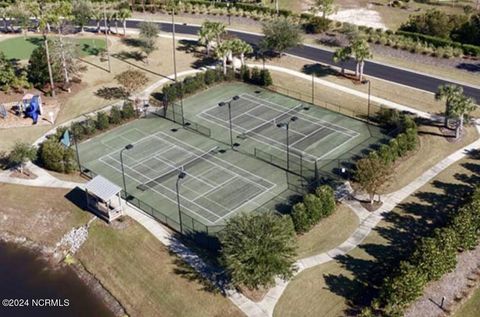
<box><xmin>8</xmin><ymin>142</ymin><xmax>37</xmax><ymax>171</ymax></box>
<box><xmin>38</xmin><ymin>137</ymin><xmax>76</xmax><ymax>173</ymax></box>
<box><xmin>303</xmin><ymin>193</ymin><xmax>322</xmax><ymax>225</ymax></box>
<box><xmin>316</xmin><ymin>185</ymin><xmax>335</xmax><ymax>217</ymax></box>
<box><xmin>121</xmin><ymin>102</ymin><xmax>136</xmax><ymax>120</ymax></box>
<box><xmin>259</xmin><ymin>69</ymin><xmax>273</xmax><ymax>87</ymax></box>
<box><xmin>110</xmin><ymin>106</ymin><xmax>123</xmax><ymax>124</ymax></box>
<box><xmin>304</xmin><ymin>16</ymin><xmax>331</xmax><ymax>34</ymax></box>
<box><xmin>82</xmin><ymin>118</ymin><xmax>97</xmax><ymax>136</ymax></box>
<box><xmin>240</xmin><ymin>65</ymin><xmax>251</xmax><ymax>82</ymax></box>
<box><xmin>95</xmin><ymin>111</ymin><xmax>109</xmax><ymax>130</ymax></box>
<box><xmin>291</xmin><ymin>202</ymin><xmax>310</xmax><ymax>233</ymax></box>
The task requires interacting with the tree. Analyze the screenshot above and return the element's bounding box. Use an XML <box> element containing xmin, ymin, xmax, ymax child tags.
<box><xmin>354</xmin><ymin>154</ymin><xmax>392</xmax><ymax>205</ymax></box>
<box><xmin>332</xmin><ymin>46</ymin><xmax>351</xmax><ymax>75</ymax></box>
<box><xmin>117</xmin><ymin>7</ymin><xmax>131</xmax><ymax>36</ymax></box>
<box><xmin>311</xmin><ymin>0</ymin><xmax>336</xmax><ymax>19</ymax></box>
<box><xmin>260</xmin><ymin>18</ymin><xmax>303</xmax><ymax>55</ymax></box>
<box><xmin>220</xmin><ymin>212</ymin><xmax>297</xmax><ymax>289</ymax></box>
<box><xmin>198</xmin><ymin>20</ymin><xmax>227</xmax><ymax>56</ymax></box>
<box><xmin>73</xmin><ymin>0</ymin><xmax>93</xmax><ymax>32</ymax></box>
<box><xmin>50</xmin><ymin>37</ymin><xmax>81</xmax><ymax>89</ymax></box>
<box><xmin>138</xmin><ymin>21</ymin><xmax>159</xmax><ymax>63</ymax></box>
<box><xmin>28</xmin><ymin>45</ymin><xmax>63</xmax><ymax>88</ymax></box>
<box><xmin>215</xmin><ymin>40</ymin><xmax>232</xmax><ymax>75</ymax></box>
<box><xmin>449</xmin><ymin>94</ymin><xmax>476</xmax><ymax>139</ymax></box>
<box><xmin>435</xmin><ymin>84</ymin><xmax>464</xmax><ymax>128</ymax></box>
<box><xmin>230</xmin><ymin>38</ymin><xmax>253</xmax><ymax>69</ymax></box>
<box><xmin>114</xmin><ymin>69</ymin><xmax>148</xmax><ymax>97</ymax></box>
<box><xmin>8</xmin><ymin>142</ymin><xmax>37</xmax><ymax>174</ymax></box>
<box><xmin>350</xmin><ymin>38</ymin><xmax>372</xmax><ymax>82</ymax></box>
<box><xmin>0</xmin><ymin>52</ymin><xmax>29</xmax><ymax>92</ymax></box>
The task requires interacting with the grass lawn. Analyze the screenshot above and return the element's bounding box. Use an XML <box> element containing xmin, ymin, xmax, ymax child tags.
<box><xmin>0</xmin><ymin>183</ymin><xmax>91</xmax><ymax>247</ymax></box>
<box><xmin>275</xmin><ymin>152</ymin><xmax>480</xmax><ymax>316</ymax></box>
<box><xmin>0</xmin><ymin>34</ymin><xmax>199</xmax><ymax>152</ymax></box>
<box><xmin>77</xmin><ymin>219</ymin><xmax>245</xmax><ymax>317</ymax></box>
<box><xmin>0</xmin><ymin>35</ymin><xmax>107</xmax><ymax>60</ymax></box>
<box><xmin>455</xmin><ymin>287</ymin><xmax>480</xmax><ymax>317</ymax></box>
<box><xmin>296</xmin><ymin>204</ymin><xmax>358</xmax><ymax>259</ymax></box>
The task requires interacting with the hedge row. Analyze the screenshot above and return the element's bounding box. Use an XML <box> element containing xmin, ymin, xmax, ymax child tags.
<box><xmin>70</xmin><ymin>102</ymin><xmax>136</xmax><ymax>142</ymax></box>
<box><xmin>362</xmin><ymin>186</ymin><xmax>480</xmax><ymax>316</ymax></box>
<box><xmin>395</xmin><ymin>30</ymin><xmax>480</xmax><ymax>57</ymax></box>
<box><xmin>38</xmin><ymin>102</ymin><xmax>136</xmax><ymax>173</ymax></box>
<box><xmin>162</xmin><ymin>66</ymin><xmax>272</xmax><ymax>103</ymax></box>
<box><xmin>371</xmin><ymin>109</ymin><xmax>419</xmax><ymax>167</ymax></box>
<box><xmin>290</xmin><ymin>185</ymin><xmax>336</xmax><ymax>233</ymax></box>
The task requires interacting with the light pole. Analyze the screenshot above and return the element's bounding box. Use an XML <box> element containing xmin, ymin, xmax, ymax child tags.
<box><xmin>176</xmin><ymin>171</ymin><xmax>186</xmax><ymax>233</ymax></box>
<box><xmin>120</xmin><ymin>144</ymin><xmax>134</xmax><ymax>200</ymax></box>
<box><xmin>171</xmin><ymin>2</ymin><xmax>185</xmax><ymax>125</ymax></box>
<box><xmin>219</xmin><ymin>95</ymin><xmax>240</xmax><ymax>149</ymax></box>
<box><xmin>70</xmin><ymin>130</ymin><xmax>81</xmax><ymax>172</ymax></box>
<box><xmin>277</xmin><ymin>116</ymin><xmax>298</xmax><ymax>171</ymax></box>
<box><xmin>363</xmin><ymin>79</ymin><xmax>371</xmax><ymax>121</ymax></box>
<box><xmin>103</xmin><ymin>1</ymin><xmax>111</xmax><ymax>73</ymax></box>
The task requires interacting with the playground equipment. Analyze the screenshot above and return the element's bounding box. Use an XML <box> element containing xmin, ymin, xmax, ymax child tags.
<box><xmin>21</xmin><ymin>94</ymin><xmax>43</xmax><ymax>124</ymax></box>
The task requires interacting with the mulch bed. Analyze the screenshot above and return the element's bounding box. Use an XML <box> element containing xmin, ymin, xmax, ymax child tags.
<box><xmin>439</xmin><ymin>126</ymin><xmax>466</xmax><ymax>144</ymax></box>
<box><xmin>360</xmin><ymin>200</ymin><xmax>383</xmax><ymax>212</ymax></box>
<box><xmin>9</xmin><ymin>168</ymin><xmax>37</xmax><ymax>179</ymax></box>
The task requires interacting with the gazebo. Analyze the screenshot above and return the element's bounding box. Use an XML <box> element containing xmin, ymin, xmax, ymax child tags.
<box><xmin>84</xmin><ymin>175</ymin><xmax>123</xmax><ymax>222</ymax></box>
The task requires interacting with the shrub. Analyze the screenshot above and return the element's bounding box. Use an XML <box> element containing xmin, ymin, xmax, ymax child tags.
<box><xmin>70</xmin><ymin>121</ymin><xmax>86</xmax><ymax>140</ymax></box>
<box><xmin>291</xmin><ymin>202</ymin><xmax>310</xmax><ymax>233</ymax></box>
<box><xmin>8</xmin><ymin>142</ymin><xmax>37</xmax><ymax>172</ymax></box>
<box><xmin>304</xmin><ymin>16</ymin><xmax>331</xmax><ymax>34</ymax></box>
<box><xmin>82</xmin><ymin>118</ymin><xmax>97</xmax><ymax>136</ymax></box>
<box><xmin>121</xmin><ymin>102</ymin><xmax>136</xmax><ymax>120</ymax></box>
<box><xmin>259</xmin><ymin>69</ymin><xmax>273</xmax><ymax>87</ymax></box>
<box><xmin>303</xmin><ymin>193</ymin><xmax>322</xmax><ymax>225</ymax></box>
<box><xmin>110</xmin><ymin>106</ymin><xmax>123</xmax><ymax>124</ymax></box>
<box><xmin>250</xmin><ymin>67</ymin><xmax>261</xmax><ymax>85</ymax></box>
<box><xmin>95</xmin><ymin>111</ymin><xmax>110</xmax><ymax>130</ymax></box>
<box><xmin>38</xmin><ymin>137</ymin><xmax>76</xmax><ymax>173</ymax></box>
<box><xmin>316</xmin><ymin>185</ymin><xmax>336</xmax><ymax>217</ymax></box>
<box><xmin>240</xmin><ymin>65</ymin><xmax>251</xmax><ymax>82</ymax></box>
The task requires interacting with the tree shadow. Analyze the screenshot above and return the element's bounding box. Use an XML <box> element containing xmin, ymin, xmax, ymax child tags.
<box><xmin>302</xmin><ymin>63</ymin><xmax>338</xmax><ymax>77</ymax></box>
<box><xmin>191</xmin><ymin>56</ymin><xmax>217</xmax><ymax>69</ymax></box>
<box><xmin>121</xmin><ymin>37</ymin><xmax>143</xmax><ymax>48</ymax></box>
<box><xmin>322</xmin><ymin>150</ymin><xmax>480</xmax><ymax>313</ymax></box>
<box><xmin>177</xmin><ymin>39</ymin><xmax>202</xmax><ymax>56</ymax></box>
<box><xmin>25</xmin><ymin>37</ymin><xmax>44</xmax><ymax>47</ymax></box>
<box><xmin>456</xmin><ymin>63</ymin><xmax>480</xmax><ymax>73</ymax></box>
<box><xmin>112</xmin><ymin>51</ymin><xmax>144</xmax><ymax>62</ymax></box>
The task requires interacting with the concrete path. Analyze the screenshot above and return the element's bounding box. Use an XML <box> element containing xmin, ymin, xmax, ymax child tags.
<box><xmin>0</xmin><ymin>66</ymin><xmax>476</xmax><ymax>317</ymax></box>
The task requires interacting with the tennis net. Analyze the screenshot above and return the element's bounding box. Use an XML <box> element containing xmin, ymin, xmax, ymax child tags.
<box><xmin>242</xmin><ymin>104</ymin><xmax>304</xmax><ymax>138</ymax></box>
<box><xmin>141</xmin><ymin>146</ymin><xmax>219</xmax><ymax>189</ymax></box>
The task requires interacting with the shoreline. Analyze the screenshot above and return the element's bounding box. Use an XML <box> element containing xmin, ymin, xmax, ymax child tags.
<box><xmin>0</xmin><ymin>231</ymin><xmax>127</xmax><ymax>317</ymax></box>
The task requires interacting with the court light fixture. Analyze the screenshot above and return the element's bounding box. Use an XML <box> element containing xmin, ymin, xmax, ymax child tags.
<box><xmin>218</xmin><ymin>101</ymin><xmax>227</xmax><ymax>107</ymax></box>
<box><xmin>176</xmin><ymin>171</ymin><xmax>187</xmax><ymax>233</ymax></box>
<box><xmin>218</xmin><ymin>96</ymin><xmax>240</xmax><ymax>149</ymax></box>
<box><xmin>120</xmin><ymin>144</ymin><xmax>134</xmax><ymax>201</ymax></box>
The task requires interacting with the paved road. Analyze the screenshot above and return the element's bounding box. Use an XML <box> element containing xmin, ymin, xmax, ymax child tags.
<box><xmin>106</xmin><ymin>20</ymin><xmax>480</xmax><ymax>102</ymax></box>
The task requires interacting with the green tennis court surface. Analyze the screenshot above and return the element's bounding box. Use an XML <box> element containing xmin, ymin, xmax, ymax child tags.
<box><xmin>80</xmin><ymin>82</ymin><xmax>390</xmax><ymax>234</ymax></box>
<box><xmin>79</xmin><ymin>118</ymin><xmax>288</xmax><ymax>232</ymax></box>
<box><xmin>180</xmin><ymin>82</ymin><xmax>389</xmax><ymax>179</ymax></box>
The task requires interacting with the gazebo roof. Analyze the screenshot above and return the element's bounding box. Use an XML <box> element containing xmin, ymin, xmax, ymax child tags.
<box><xmin>85</xmin><ymin>175</ymin><xmax>122</xmax><ymax>202</ymax></box>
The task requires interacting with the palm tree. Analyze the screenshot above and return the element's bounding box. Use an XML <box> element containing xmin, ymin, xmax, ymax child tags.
<box><xmin>198</xmin><ymin>21</ymin><xmax>227</xmax><ymax>56</ymax></box>
<box><xmin>117</xmin><ymin>7</ymin><xmax>131</xmax><ymax>36</ymax></box>
<box><xmin>435</xmin><ymin>84</ymin><xmax>464</xmax><ymax>128</ymax></box>
<box><xmin>215</xmin><ymin>41</ymin><xmax>232</xmax><ymax>75</ymax></box>
<box><xmin>333</xmin><ymin>46</ymin><xmax>351</xmax><ymax>75</ymax></box>
<box><xmin>91</xmin><ymin>7</ymin><xmax>103</xmax><ymax>34</ymax></box>
<box><xmin>350</xmin><ymin>38</ymin><xmax>372</xmax><ymax>81</ymax></box>
<box><xmin>449</xmin><ymin>94</ymin><xmax>476</xmax><ymax>138</ymax></box>
<box><xmin>230</xmin><ymin>38</ymin><xmax>253</xmax><ymax>69</ymax></box>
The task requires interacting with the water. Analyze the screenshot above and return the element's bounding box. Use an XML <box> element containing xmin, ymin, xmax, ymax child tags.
<box><xmin>0</xmin><ymin>241</ymin><xmax>115</xmax><ymax>317</ymax></box>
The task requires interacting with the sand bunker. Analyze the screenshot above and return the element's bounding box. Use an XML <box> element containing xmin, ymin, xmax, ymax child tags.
<box><xmin>328</xmin><ymin>8</ymin><xmax>387</xmax><ymax>29</ymax></box>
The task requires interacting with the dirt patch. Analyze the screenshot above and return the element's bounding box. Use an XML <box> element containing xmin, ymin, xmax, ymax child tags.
<box><xmin>9</xmin><ymin>168</ymin><xmax>37</xmax><ymax>179</ymax></box>
<box><xmin>238</xmin><ymin>285</ymin><xmax>268</xmax><ymax>302</ymax></box>
<box><xmin>360</xmin><ymin>200</ymin><xmax>383</xmax><ymax>211</ymax></box>
<box><xmin>327</xmin><ymin>8</ymin><xmax>386</xmax><ymax>29</ymax></box>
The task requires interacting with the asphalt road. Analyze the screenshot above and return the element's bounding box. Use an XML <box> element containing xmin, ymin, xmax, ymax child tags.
<box><xmin>118</xmin><ymin>20</ymin><xmax>480</xmax><ymax>102</ymax></box>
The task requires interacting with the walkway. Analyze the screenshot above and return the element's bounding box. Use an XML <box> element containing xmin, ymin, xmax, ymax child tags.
<box><xmin>1</xmin><ymin>67</ymin><xmax>478</xmax><ymax>317</ymax></box>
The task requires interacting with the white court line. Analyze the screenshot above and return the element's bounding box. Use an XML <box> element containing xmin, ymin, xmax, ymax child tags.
<box><xmin>199</xmin><ymin>112</ymin><xmax>318</xmax><ymax>161</ymax></box>
<box><xmin>290</xmin><ymin>126</ymin><xmax>328</xmax><ymax>148</ymax></box>
<box><xmin>130</xmin><ymin>145</ymin><xmax>176</xmax><ymax>169</ymax></box>
<box><xmin>97</xmin><ymin>127</ymin><xmax>276</xmax><ymax>224</ymax></box>
<box><xmin>193</xmin><ymin>176</ymin><xmax>239</xmax><ymax>201</ymax></box>
<box><xmin>155</xmin><ymin>131</ymin><xmax>276</xmax><ymax>191</ymax></box>
<box><xmin>243</xmin><ymin>113</ymin><xmax>307</xmax><ymax>138</ymax></box>
<box><xmin>102</xmin><ymin>155</ymin><xmax>223</xmax><ymax>222</ymax></box>
<box><xmin>151</xmin><ymin>153</ymin><xmax>217</xmax><ymax>188</ymax></box>
<box><xmin>241</xmin><ymin>93</ymin><xmax>359</xmax><ymax>138</ymax></box>
<box><xmin>99</xmin><ymin>157</ymin><xmax>219</xmax><ymax>224</ymax></box>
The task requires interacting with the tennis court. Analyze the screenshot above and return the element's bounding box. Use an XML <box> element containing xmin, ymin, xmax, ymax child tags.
<box><xmin>198</xmin><ymin>92</ymin><xmax>359</xmax><ymax>161</ymax></box>
<box><xmin>78</xmin><ymin>117</ymin><xmax>287</xmax><ymax>232</ymax></box>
